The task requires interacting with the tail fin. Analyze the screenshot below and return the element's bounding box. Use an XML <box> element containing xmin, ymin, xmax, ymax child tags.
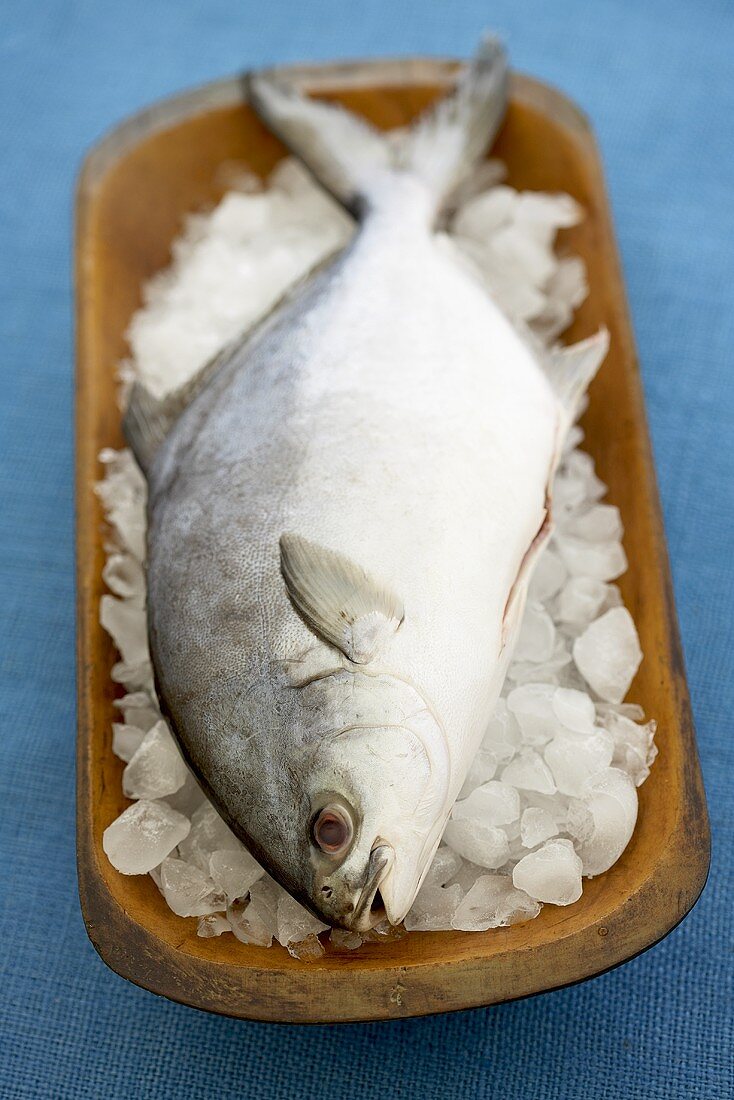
<box><xmin>246</xmin><ymin>37</ymin><xmax>508</xmax><ymax>218</ymax></box>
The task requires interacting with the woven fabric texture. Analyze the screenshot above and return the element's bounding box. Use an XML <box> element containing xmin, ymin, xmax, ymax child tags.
<box><xmin>0</xmin><ymin>0</ymin><xmax>731</xmax><ymax>1096</ymax></box>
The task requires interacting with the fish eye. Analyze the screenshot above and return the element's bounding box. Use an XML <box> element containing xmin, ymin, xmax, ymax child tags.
<box><xmin>312</xmin><ymin>804</ymin><xmax>353</xmax><ymax>855</ymax></box>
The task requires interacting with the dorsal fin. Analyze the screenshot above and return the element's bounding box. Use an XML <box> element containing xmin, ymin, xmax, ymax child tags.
<box><xmin>546</xmin><ymin>329</ymin><xmax>609</xmax><ymax>421</ymax></box>
<box><xmin>123</xmin><ymin>383</ymin><xmax>171</xmax><ymax>473</ymax></box>
<box><xmin>123</xmin><ymin>340</ymin><xmax>237</xmax><ymax>473</ymax></box>
<box><xmin>279</xmin><ymin>533</ymin><xmax>404</xmax><ymax>664</ymax></box>
<box><xmin>124</xmin><ymin>250</ymin><xmax>342</xmax><ymax>474</ymax></box>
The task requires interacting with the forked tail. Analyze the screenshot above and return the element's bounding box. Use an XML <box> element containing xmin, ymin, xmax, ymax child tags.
<box><xmin>246</xmin><ymin>37</ymin><xmax>508</xmax><ymax>220</ymax></box>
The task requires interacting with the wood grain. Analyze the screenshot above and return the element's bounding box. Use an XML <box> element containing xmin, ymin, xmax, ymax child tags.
<box><xmin>75</xmin><ymin>59</ymin><xmax>710</xmax><ymax>1023</ymax></box>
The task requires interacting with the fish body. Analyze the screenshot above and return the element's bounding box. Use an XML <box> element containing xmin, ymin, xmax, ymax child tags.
<box><xmin>126</xmin><ymin>40</ymin><xmax>606</xmax><ymax>929</ymax></box>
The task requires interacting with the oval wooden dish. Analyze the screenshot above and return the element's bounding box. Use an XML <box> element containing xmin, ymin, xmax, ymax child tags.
<box><xmin>75</xmin><ymin>57</ymin><xmax>710</xmax><ymax>1024</ymax></box>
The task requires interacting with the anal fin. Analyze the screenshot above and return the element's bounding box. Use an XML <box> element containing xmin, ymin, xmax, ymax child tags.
<box><xmin>546</xmin><ymin>328</ymin><xmax>609</xmax><ymax>423</ymax></box>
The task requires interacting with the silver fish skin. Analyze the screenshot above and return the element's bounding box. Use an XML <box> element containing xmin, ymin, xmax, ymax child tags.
<box><xmin>125</xmin><ymin>39</ymin><xmax>607</xmax><ymax>930</ymax></box>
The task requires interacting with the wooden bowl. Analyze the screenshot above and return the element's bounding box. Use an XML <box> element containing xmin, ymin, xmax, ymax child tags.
<box><xmin>75</xmin><ymin>58</ymin><xmax>710</xmax><ymax>1023</ymax></box>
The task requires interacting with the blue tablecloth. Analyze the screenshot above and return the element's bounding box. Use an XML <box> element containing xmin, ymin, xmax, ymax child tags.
<box><xmin>1</xmin><ymin>0</ymin><xmax>731</xmax><ymax>1096</ymax></box>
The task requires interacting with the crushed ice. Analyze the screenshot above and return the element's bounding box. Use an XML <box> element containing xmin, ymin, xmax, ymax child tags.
<box><xmin>99</xmin><ymin>157</ymin><xmax>657</xmax><ymax>952</ymax></box>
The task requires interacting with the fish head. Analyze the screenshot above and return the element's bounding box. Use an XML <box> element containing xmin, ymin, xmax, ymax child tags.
<box><xmin>288</xmin><ymin>671</ymin><xmax>451</xmax><ymax>931</ymax></box>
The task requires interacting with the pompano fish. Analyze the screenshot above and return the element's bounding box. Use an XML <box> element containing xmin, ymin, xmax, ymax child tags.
<box><xmin>125</xmin><ymin>39</ymin><xmax>607</xmax><ymax>931</ymax></box>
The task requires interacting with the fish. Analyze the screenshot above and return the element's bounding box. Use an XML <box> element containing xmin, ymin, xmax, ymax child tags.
<box><xmin>124</xmin><ymin>38</ymin><xmax>608</xmax><ymax>931</ymax></box>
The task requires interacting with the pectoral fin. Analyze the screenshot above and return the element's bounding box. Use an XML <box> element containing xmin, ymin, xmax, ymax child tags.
<box><xmin>279</xmin><ymin>533</ymin><xmax>404</xmax><ymax>664</ymax></box>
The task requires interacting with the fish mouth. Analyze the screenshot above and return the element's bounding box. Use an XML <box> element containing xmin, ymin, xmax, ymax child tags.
<box><xmin>351</xmin><ymin>841</ymin><xmax>394</xmax><ymax>932</ymax></box>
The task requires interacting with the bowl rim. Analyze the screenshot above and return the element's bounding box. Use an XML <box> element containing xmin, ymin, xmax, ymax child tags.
<box><xmin>75</xmin><ymin>56</ymin><xmax>710</xmax><ymax>1024</ymax></box>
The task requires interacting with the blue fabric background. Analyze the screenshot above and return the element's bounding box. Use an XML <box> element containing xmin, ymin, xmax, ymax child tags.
<box><xmin>1</xmin><ymin>0</ymin><xmax>731</xmax><ymax>1096</ymax></box>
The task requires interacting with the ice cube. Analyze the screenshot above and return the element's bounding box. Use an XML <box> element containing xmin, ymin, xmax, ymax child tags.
<box><xmin>564</xmin><ymin>798</ymin><xmax>595</xmax><ymax>843</ymax></box>
<box><xmin>599</xmin><ymin>711</ymin><xmax>658</xmax><ymax>786</ymax></box>
<box><xmin>447</xmin><ymin>858</ymin><xmax>489</xmax><ymax>894</ymax></box>
<box><xmin>507</xmin><ymin>683</ymin><xmax>558</xmax><ymax>744</ymax></box>
<box><xmin>552</xmin><ymin>655</ymin><xmax>587</xmax><ymax>691</ymax></box>
<box><xmin>209</xmin><ymin>847</ymin><xmax>264</xmax><ymax>900</ymax></box>
<box><xmin>553</xmin><ymin>471</ymin><xmax>592</xmax><ymax>516</ymax></box>
<box><xmin>566</xmin><ymin>450</ymin><xmax>607</xmax><ymax>503</ymax></box>
<box><xmin>227</xmin><ymin>878</ymin><xmax>279</xmax><ymax>947</ymax></box>
<box><xmin>514</xmin><ymin>190</ymin><xmax>582</xmax><ymax>237</ymax></box>
<box><xmin>442</xmin><ymin>819</ymin><xmax>511</xmax><ymax>869</ymax></box>
<box><xmin>424</xmin><ymin>845</ymin><xmax>464</xmax><ymax>888</ymax></box>
<box><xmin>276</xmin><ymin>891</ymin><xmax>329</xmax><ymax>946</ymax></box>
<box><xmin>330</xmin><ymin>928</ymin><xmax>364</xmax><ymax>951</ymax></box>
<box><xmin>113</xmin><ymin>691</ymin><xmax>159</xmax><ymax>732</ymax></box>
<box><xmin>508</xmin><ymin>638</ymin><xmax>574</xmax><ymax>687</ymax></box>
<box><xmin>528</xmin><ymin>547</ymin><xmax>567</xmax><ymax>603</ymax></box>
<box><xmin>555</xmin><ymin>533</ymin><xmax>627</xmax><ymax>582</ymax></box>
<box><xmin>100</xmin><ymin>594</ymin><xmax>149</xmax><ymax>668</ymax></box>
<box><xmin>597</xmin><ymin>702</ymin><xmax>646</xmax><ymax>722</ymax></box>
<box><xmin>148</xmin><ymin>863</ymin><xmax>164</xmax><ymax>893</ymax></box>
<box><xmin>102</xmin><ymin>552</ymin><xmax>146</xmax><ymax>601</ymax></box>
<box><xmin>361</xmin><ymin>919</ymin><xmax>406</xmax><ymax>944</ymax></box>
<box><xmin>197</xmin><ymin>913</ymin><xmax>231</xmax><ymax>938</ymax></box>
<box><xmin>122</xmin><ymin>720</ymin><xmax>189</xmax><ymax>800</ymax></box>
<box><xmin>512</xmin><ymin>838</ymin><xmax>583</xmax><ymax>905</ymax></box>
<box><xmin>545</xmin><ymin>256</ymin><xmax>587</xmax><ymax>316</ymax></box>
<box><xmin>520</xmin><ymin>806</ymin><xmax>559</xmax><ymax>848</ymax></box>
<box><xmin>544</xmin><ymin>728</ymin><xmax>614</xmax><ymax>796</ymax></box>
<box><xmin>483</xmin><ymin>699</ymin><xmax>522</xmax><ymax>763</ymax></box>
<box><xmin>96</xmin><ymin>448</ymin><xmax>146</xmax><ymax>511</ymax></box>
<box><xmin>521</xmin><ymin>790</ymin><xmax>568</xmax><ymax>822</ymax></box>
<box><xmin>111</xmin><ymin>655</ymin><xmax>154</xmax><ymax>694</ymax></box>
<box><xmin>160</xmin><ymin>856</ymin><xmax>223</xmax><ymax>917</ymax></box>
<box><xmin>565</xmin><ymin>504</ymin><xmax>623</xmax><ymax>542</ymax></box>
<box><xmin>532</xmin><ymin>284</ymin><xmax>583</xmax><ymax>345</ymax></box>
<box><xmin>554</xmin><ymin>469</ymin><xmax>606</xmax><ymax>523</ymax></box>
<box><xmin>501</xmin><ymin>749</ymin><xmax>556</xmax><ymax>794</ymax></box>
<box><xmin>164</xmin><ymin>769</ymin><xmax>207</xmax><ymax>817</ymax></box>
<box><xmin>451</xmin><ymin>874</ymin><xmax>541</xmax><ymax>930</ymax></box>
<box><xmin>552</xmin><ymin>687</ymin><xmax>596</xmax><ymax>733</ymax></box>
<box><xmin>562</xmin><ymin>424</ymin><xmax>585</xmax><ymax>456</ymax></box>
<box><xmin>557</xmin><ymin>577</ymin><xmax>612</xmax><ymax>626</ymax></box>
<box><xmin>490</xmin><ymin>267</ymin><xmax>548</xmax><ymax>324</ymax></box>
<box><xmin>514</xmin><ymin>602</ymin><xmax>556</xmax><ymax>662</ymax></box>
<box><xmin>287</xmin><ymin>934</ymin><xmax>325</xmax><ymax>961</ymax></box>
<box><xmin>103</xmin><ymin>799</ymin><xmax>190</xmax><ymax>875</ymax></box>
<box><xmin>107</xmin><ymin>500</ymin><xmax>147</xmax><ymax>562</ymax></box>
<box><xmin>576</xmin><ymin>768</ymin><xmax>638</xmax><ymax>875</ymax></box>
<box><xmin>404</xmin><ymin>883</ymin><xmax>464</xmax><ymax>931</ymax></box>
<box><xmin>453</xmin><ymin>780</ymin><xmax>521</xmax><ymax>827</ymax></box>
<box><xmin>112</xmin><ymin>722</ymin><xmax>146</xmax><ymax>763</ymax></box>
<box><xmin>96</xmin><ymin>450</ymin><xmax>147</xmax><ymax>560</ymax></box>
<box><xmin>615</xmin><ymin>727</ymin><xmax>658</xmax><ymax>787</ymax></box>
<box><xmin>178</xmin><ymin>801</ymin><xmax>243</xmax><ymax>871</ymax></box>
<box><xmin>490</xmin><ymin>223</ymin><xmax>557</xmax><ymax>292</ymax></box>
<box><xmin>458</xmin><ymin>747</ymin><xmax>499</xmax><ymax>797</ymax></box>
<box><xmin>573</xmin><ymin>607</ymin><xmax>643</xmax><ymax>703</ymax></box>
<box><xmin>452</xmin><ymin>185</ymin><xmax>515</xmax><ymax>239</ymax></box>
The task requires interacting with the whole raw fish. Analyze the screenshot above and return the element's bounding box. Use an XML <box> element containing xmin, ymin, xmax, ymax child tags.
<box><xmin>125</xmin><ymin>39</ymin><xmax>606</xmax><ymax>930</ymax></box>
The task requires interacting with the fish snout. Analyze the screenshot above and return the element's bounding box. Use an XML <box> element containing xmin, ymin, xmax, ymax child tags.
<box><xmin>316</xmin><ymin>840</ymin><xmax>394</xmax><ymax>932</ymax></box>
<box><xmin>351</xmin><ymin>840</ymin><xmax>394</xmax><ymax>931</ymax></box>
